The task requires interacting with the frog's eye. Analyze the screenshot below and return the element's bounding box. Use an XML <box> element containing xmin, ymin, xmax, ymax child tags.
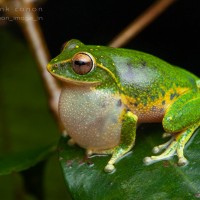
<box><xmin>72</xmin><ymin>53</ymin><xmax>94</xmax><ymax>75</ymax></box>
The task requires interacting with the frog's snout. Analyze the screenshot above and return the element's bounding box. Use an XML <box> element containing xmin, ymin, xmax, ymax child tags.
<box><xmin>47</xmin><ymin>63</ymin><xmax>59</xmax><ymax>75</ymax></box>
<box><xmin>47</xmin><ymin>63</ymin><xmax>52</xmax><ymax>73</ymax></box>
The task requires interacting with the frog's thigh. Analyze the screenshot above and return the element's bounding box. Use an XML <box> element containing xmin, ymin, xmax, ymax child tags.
<box><xmin>163</xmin><ymin>92</ymin><xmax>200</xmax><ymax>133</ymax></box>
<box><xmin>104</xmin><ymin>111</ymin><xmax>137</xmax><ymax>172</ymax></box>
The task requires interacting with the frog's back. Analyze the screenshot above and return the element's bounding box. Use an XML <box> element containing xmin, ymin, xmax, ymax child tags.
<box><xmin>90</xmin><ymin>46</ymin><xmax>199</xmax><ymax>122</ymax></box>
<box><xmin>93</xmin><ymin>46</ymin><xmax>199</xmax><ymax>93</ymax></box>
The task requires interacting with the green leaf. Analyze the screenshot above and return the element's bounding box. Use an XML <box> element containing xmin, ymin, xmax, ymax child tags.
<box><xmin>59</xmin><ymin>124</ymin><xmax>200</xmax><ymax>200</ymax></box>
<box><xmin>0</xmin><ymin>143</ymin><xmax>56</xmax><ymax>175</ymax></box>
<box><xmin>0</xmin><ymin>28</ymin><xmax>69</xmax><ymax>199</ymax></box>
<box><xmin>0</xmin><ymin>28</ymin><xmax>59</xmax><ymax>154</ymax></box>
<box><xmin>0</xmin><ymin>28</ymin><xmax>59</xmax><ymax>170</ymax></box>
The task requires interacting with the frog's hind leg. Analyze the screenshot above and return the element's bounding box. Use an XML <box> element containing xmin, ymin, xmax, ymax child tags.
<box><xmin>144</xmin><ymin>123</ymin><xmax>199</xmax><ymax>165</ymax></box>
<box><xmin>144</xmin><ymin>91</ymin><xmax>200</xmax><ymax>165</ymax></box>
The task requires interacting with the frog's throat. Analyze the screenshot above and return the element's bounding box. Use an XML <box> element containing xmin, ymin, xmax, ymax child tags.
<box><xmin>96</xmin><ymin>63</ymin><xmax>124</xmax><ymax>92</ymax></box>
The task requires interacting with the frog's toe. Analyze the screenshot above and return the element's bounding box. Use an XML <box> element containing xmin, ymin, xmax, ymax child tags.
<box><xmin>62</xmin><ymin>130</ymin><xmax>68</xmax><ymax>137</ymax></box>
<box><xmin>86</xmin><ymin>149</ymin><xmax>93</xmax><ymax>156</ymax></box>
<box><xmin>67</xmin><ymin>138</ymin><xmax>76</xmax><ymax>146</ymax></box>
<box><xmin>104</xmin><ymin>163</ymin><xmax>115</xmax><ymax>173</ymax></box>
<box><xmin>177</xmin><ymin>144</ymin><xmax>189</xmax><ymax>166</ymax></box>
<box><xmin>144</xmin><ymin>141</ymin><xmax>177</xmax><ymax>165</ymax></box>
<box><xmin>143</xmin><ymin>156</ymin><xmax>154</xmax><ymax>165</ymax></box>
<box><xmin>152</xmin><ymin>137</ymin><xmax>174</xmax><ymax>154</ymax></box>
<box><xmin>178</xmin><ymin>157</ymin><xmax>188</xmax><ymax>166</ymax></box>
<box><xmin>162</xmin><ymin>132</ymin><xmax>172</xmax><ymax>138</ymax></box>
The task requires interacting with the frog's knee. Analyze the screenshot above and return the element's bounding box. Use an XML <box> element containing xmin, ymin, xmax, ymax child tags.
<box><xmin>162</xmin><ymin>116</ymin><xmax>178</xmax><ymax>133</ymax></box>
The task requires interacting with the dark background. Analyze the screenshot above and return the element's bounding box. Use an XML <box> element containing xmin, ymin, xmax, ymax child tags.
<box><xmin>39</xmin><ymin>0</ymin><xmax>200</xmax><ymax>76</ymax></box>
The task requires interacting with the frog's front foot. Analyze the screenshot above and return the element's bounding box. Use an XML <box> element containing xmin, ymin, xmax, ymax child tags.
<box><xmin>144</xmin><ymin>124</ymin><xmax>199</xmax><ymax>166</ymax></box>
<box><xmin>86</xmin><ymin>148</ymin><xmax>116</xmax><ymax>172</ymax></box>
<box><xmin>104</xmin><ymin>163</ymin><xmax>115</xmax><ymax>173</ymax></box>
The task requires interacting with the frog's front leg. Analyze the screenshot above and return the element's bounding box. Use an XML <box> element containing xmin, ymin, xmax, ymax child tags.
<box><xmin>144</xmin><ymin>91</ymin><xmax>200</xmax><ymax>165</ymax></box>
<box><xmin>87</xmin><ymin>110</ymin><xmax>138</xmax><ymax>173</ymax></box>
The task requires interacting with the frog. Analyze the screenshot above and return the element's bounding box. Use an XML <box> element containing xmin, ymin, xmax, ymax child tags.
<box><xmin>47</xmin><ymin>39</ymin><xmax>200</xmax><ymax>173</ymax></box>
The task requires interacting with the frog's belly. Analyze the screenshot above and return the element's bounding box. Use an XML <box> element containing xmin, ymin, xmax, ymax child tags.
<box><xmin>59</xmin><ymin>85</ymin><xmax>124</xmax><ymax>150</ymax></box>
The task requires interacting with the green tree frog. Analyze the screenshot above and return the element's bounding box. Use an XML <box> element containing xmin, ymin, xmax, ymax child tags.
<box><xmin>47</xmin><ymin>39</ymin><xmax>200</xmax><ymax>172</ymax></box>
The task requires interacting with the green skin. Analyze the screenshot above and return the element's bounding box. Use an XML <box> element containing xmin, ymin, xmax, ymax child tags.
<box><xmin>47</xmin><ymin>39</ymin><xmax>200</xmax><ymax>172</ymax></box>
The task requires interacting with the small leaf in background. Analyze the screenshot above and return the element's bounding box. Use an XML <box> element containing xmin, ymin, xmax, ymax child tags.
<box><xmin>59</xmin><ymin>124</ymin><xmax>200</xmax><ymax>200</ymax></box>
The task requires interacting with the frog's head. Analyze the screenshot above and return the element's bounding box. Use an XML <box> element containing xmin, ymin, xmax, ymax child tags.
<box><xmin>47</xmin><ymin>39</ymin><xmax>119</xmax><ymax>87</ymax></box>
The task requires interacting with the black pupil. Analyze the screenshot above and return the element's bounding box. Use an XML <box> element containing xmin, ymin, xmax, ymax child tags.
<box><xmin>74</xmin><ymin>60</ymin><xmax>86</xmax><ymax>66</ymax></box>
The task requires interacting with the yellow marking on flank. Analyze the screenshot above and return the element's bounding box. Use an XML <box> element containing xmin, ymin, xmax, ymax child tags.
<box><xmin>120</xmin><ymin>94</ymin><xmax>129</xmax><ymax>106</ymax></box>
<box><xmin>124</xmin><ymin>87</ymin><xmax>189</xmax><ymax>116</ymax></box>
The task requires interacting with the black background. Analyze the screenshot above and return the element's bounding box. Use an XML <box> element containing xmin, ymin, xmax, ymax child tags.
<box><xmin>40</xmin><ymin>0</ymin><xmax>200</xmax><ymax>75</ymax></box>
